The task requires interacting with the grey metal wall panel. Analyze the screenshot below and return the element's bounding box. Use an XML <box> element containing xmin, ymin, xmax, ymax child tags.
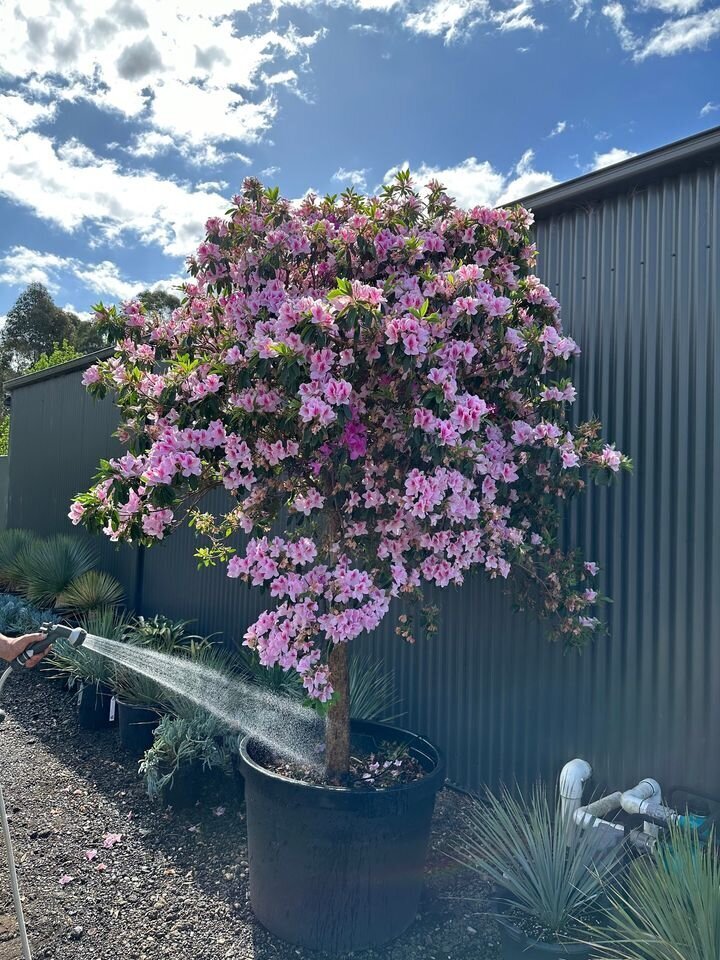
<box><xmin>4</xmin><ymin>155</ymin><xmax>719</xmax><ymax>798</ymax></box>
<box><xmin>6</xmin><ymin>370</ymin><xmax>139</xmax><ymax>604</ymax></box>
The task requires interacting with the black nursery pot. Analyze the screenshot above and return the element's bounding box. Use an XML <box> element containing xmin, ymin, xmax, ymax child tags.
<box><xmin>77</xmin><ymin>683</ymin><xmax>115</xmax><ymax>730</ymax></box>
<box><xmin>239</xmin><ymin>719</ymin><xmax>445</xmax><ymax>955</ymax></box>
<box><xmin>118</xmin><ymin>702</ymin><xmax>159</xmax><ymax>756</ymax></box>
<box><xmin>492</xmin><ymin>898</ymin><xmax>592</xmax><ymax>960</ymax></box>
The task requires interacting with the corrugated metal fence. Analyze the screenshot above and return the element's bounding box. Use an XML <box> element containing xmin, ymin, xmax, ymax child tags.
<box><xmin>5</xmin><ymin>156</ymin><xmax>719</xmax><ymax>797</ymax></box>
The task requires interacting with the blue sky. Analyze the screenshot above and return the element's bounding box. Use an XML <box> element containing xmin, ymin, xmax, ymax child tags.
<box><xmin>0</xmin><ymin>0</ymin><xmax>718</xmax><ymax>322</ymax></box>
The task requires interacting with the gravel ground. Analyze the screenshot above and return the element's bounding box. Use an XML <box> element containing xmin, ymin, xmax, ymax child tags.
<box><xmin>0</xmin><ymin>670</ymin><xmax>499</xmax><ymax>960</ymax></box>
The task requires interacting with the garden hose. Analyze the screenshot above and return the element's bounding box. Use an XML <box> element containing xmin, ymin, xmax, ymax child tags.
<box><xmin>0</xmin><ymin>623</ymin><xmax>87</xmax><ymax>958</ymax></box>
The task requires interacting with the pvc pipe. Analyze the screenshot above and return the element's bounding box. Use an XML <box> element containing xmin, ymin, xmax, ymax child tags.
<box><xmin>620</xmin><ymin>778</ymin><xmax>662</xmax><ymax>815</ymax></box>
<box><xmin>574</xmin><ymin>791</ymin><xmax>625</xmax><ymax>830</ymax></box>
<box><xmin>559</xmin><ymin>758</ymin><xmax>592</xmax><ymax>821</ymax></box>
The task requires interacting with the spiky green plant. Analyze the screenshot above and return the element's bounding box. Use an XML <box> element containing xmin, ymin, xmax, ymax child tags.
<box><xmin>349</xmin><ymin>654</ymin><xmax>403</xmax><ymax>723</ymax></box>
<box><xmin>19</xmin><ymin>535</ymin><xmax>97</xmax><ymax>606</ymax></box>
<box><xmin>589</xmin><ymin>823</ymin><xmax>720</xmax><ymax>959</ymax></box>
<box><xmin>56</xmin><ymin>571</ymin><xmax>124</xmax><ymax>613</ymax></box>
<box><xmin>450</xmin><ymin>784</ymin><xmax>623</xmax><ymax>943</ymax></box>
<box><xmin>0</xmin><ymin>529</ymin><xmax>39</xmax><ymax>589</ymax></box>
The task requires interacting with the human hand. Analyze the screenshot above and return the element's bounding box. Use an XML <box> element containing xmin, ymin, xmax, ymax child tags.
<box><xmin>0</xmin><ymin>633</ymin><xmax>49</xmax><ymax>668</ymax></box>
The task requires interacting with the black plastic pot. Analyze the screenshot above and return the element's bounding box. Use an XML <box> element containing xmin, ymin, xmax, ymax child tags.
<box><xmin>239</xmin><ymin>719</ymin><xmax>445</xmax><ymax>954</ymax></box>
<box><xmin>491</xmin><ymin>898</ymin><xmax>592</xmax><ymax>960</ymax></box>
<box><xmin>77</xmin><ymin>683</ymin><xmax>115</xmax><ymax>730</ymax></box>
<box><xmin>161</xmin><ymin>766</ymin><xmax>204</xmax><ymax>810</ymax></box>
<box><xmin>118</xmin><ymin>702</ymin><xmax>159</xmax><ymax>756</ymax></box>
<box><xmin>161</xmin><ymin>764</ymin><xmax>243</xmax><ymax>810</ymax></box>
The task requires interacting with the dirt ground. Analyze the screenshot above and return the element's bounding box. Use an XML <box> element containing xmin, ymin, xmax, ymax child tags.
<box><xmin>0</xmin><ymin>670</ymin><xmax>500</xmax><ymax>960</ymax></box>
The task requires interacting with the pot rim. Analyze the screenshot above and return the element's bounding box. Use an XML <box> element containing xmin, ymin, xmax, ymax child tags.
<box><xmin>239</xmin><ymin>717</ymin><xmax>445</xmax><ymax>797</ymax></box>
<box><xmin>491</xmin><ymin>895</ymin><xmax>591</xmax><ymax>954</ymax></box>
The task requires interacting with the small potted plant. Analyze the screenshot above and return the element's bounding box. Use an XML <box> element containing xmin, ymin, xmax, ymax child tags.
<box><xmin>73</xmin><ymin>175</ymin><xmax>629</xmax><ymax>952</ymax></box>
<box><xmin>48</xmin><ymin>608</ymin><xmax>127</xmax><ymax>728</ymax></box>
<box><xmin>452</xmin><ymin>784</ymin><xmax>623</xmax><ymax>958</ymax></box>
<box><xmin>140</xmin><ymin>706</ymin><xmax>239</xmax><ymax>808</ymax></box>
<box><xmin>588</xmin><ymin>821</ymin><xmax>720</xmax><ymax>959</ymax></box>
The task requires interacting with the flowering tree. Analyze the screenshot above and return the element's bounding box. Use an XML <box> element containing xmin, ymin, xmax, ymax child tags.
<box><xmin>72</xmin><ymin>174</ymin><xmax>630</xmax><ymax>780</ymax></box>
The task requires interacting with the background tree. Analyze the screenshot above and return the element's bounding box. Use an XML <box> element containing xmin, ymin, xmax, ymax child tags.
<box><xmin>137</xmin><ymin>289</ymin><xmax>181</xmax><ymax>317</ymax></box>
<box><xmin>0</xmin><ymin>283</ymin><xmax>79</xmax><ymax>369</ymax></box>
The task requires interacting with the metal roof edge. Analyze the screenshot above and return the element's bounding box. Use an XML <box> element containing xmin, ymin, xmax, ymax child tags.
<box><xmin>5</xmin><ymin>348</ymin><xmax>114</xmax><ymax>392</ymax></box>
<box><xmin>509</xmin><ymin>124</ymin><xmax>720</xmax><ymax>217</ymax></box>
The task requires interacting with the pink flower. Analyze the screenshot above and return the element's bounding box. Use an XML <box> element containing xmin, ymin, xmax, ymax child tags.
<box><xmin>59</xmin><ymin>874</ymin><xmax>74</xmax><ymax>886</ymax></box>
<box><xmin>102</xmin><ymin>833</ymin><xmax>122</xmax><ymax>849</ymax></box>
<box><xmin>324</xmin><ymin>378</ymin><xmax>352</xmax><ymax>406</ymax></box>
<box><xmin>68</xmin><ymin>502</ymin><xmax>85</xmax><ymax>525</ymax></box>
<box><xmin>81</xmin><ymin>365</ymin><xmax>101</xmax><ymax>386</ymax></box>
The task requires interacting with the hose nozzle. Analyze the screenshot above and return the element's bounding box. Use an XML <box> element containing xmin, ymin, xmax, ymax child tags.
<box><xmin>9</xmin><ymin>623</ymin><xmax>87</xmax><ymax>671</ymax></box>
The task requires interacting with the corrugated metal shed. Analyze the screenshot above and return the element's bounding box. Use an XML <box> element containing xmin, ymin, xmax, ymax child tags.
<box><xmin>5</xmin><ymin>128</ymin><xmax>720</xmax><ymax>797</ymax></box>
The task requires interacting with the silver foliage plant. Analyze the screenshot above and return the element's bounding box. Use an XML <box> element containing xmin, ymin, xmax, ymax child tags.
<box><xmin>589</xmin><ymin>822</ymin><xmax>720</xmax><ymax>960</ymax></box>
<box><xmin>451</xmin><ymin>784</ymin><xmax>623</xmax><ymax>942</ymax></box>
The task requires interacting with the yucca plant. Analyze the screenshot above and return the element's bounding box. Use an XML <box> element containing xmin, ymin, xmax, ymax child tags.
<box><xmin>349</xmin><ymin>654</ymin><xmax>403</xmax><ymax>723</ymax></box>
<box><xmin>450</xmin><ymin>784</ymin><xmax>623</xmax><ymax>944</ymax></box>
<box><xmin>56</xmin><ymin>571</ymin><xmax>124</xmax><ymax>613</ymax></box>
<box><xmin>0</xmin><ymin>529</ymin><xmax>38</xmax><ymax>589</ymax></box>
<box><xmin>19</xmin><ymin>535</ymin><xmax>97</xmax><ymax>606</ymax></box>
<box><xmin>589</xmin><ymin>823</ymin><xmax>720</xmax><ymax>959</ymax></box>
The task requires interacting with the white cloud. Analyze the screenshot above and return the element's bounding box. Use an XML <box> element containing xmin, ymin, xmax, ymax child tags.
<box><xmin>602</xmin><ymin>3</ymin><xmax>638</xmax><ymax>51</ymax></box>
<box><xmin>332</xmin><ymin>167</ymin><xmax>369</xmax><ymax>190</ymax></box>
<box><xmin>0</xmin><ymin>0</ymin><xmax>320</xmax><ymax>157</ymax></box>
<box><xmin>602</xmin><ymin>1</ymin><xmax>720</xmax><ymax>59</ymax></box>
<box><xmin>0</xmin><ymin>245</ymin><xmax>183</xmax><ymax>304</ymax></box>
<box><xmin>593</xmin><ymin>147</ymin><xmax>637</xmax><ymax>169</ymax></box>
<box><xmin>261</xmin><ymin>165</ymin><xmax>281</xmax><ymax>177</ymax></box>
<box><xmin>490</xmin><ymin>0</ymin><xmax>544</xmax><ymax>31</ymax></box>
<box><xmin>383</xmin><ymin>150</ymin><xmax>556</xmax><ymax>208</ymax></box>
<box><xmin>639</xmin><ymin>0</ymin><xmax>704</xmax><ymax>12</ymax></box>
<box><xmin>700</xmin><ymin>100</ymin><xmax>720</xmax><ymax>116</ymax></box>
<box><xmin>0</xmin><ymin>98</ymin><xmax>228</xmax><ymax>257</ymax></box>
<box><xmin>636</xmin><ymin>7</ymin><xmax>720</xmax><ymax>58</ymax></box>
<box><xmin>195</xmin><ymin>179</ymin><xmax>230</xmax><ymax>192</ymax></box>
<box><xmin>571</xmin><ymin>0</ymin><xmax>592</xmax><ymax>19</ymax></box>
<box><xmin>62</xmin><ymin>304</ymin><xmax>95</xmax><ymax>323</ymax></box>
<box><xmin>548</xmin><ymin>120</ymin><xmax>567</xmax><ymax>137</ymax></box>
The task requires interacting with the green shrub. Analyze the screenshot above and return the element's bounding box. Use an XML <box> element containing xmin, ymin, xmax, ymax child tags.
<box><xmin>28</xmin><ymin>340</ymin><xmax>82</xmax><ymax>373</ymax></box>
<box><xmin>0</xmin><ymin>529</ymin><xmax>39</xmax><ymax>590</ymax></box>
<box><xmin>56</xmin><ymin>570</ymin><xmax>124</xmax><ymax>613</ymax></box>
<box><xmin>19</xmin><ymin>534</ymin><xmax>96</xmax><ymax>606</ymax></box>
<box><xmin>0</xmin><ymin>415</ymin><xmax>9</xmax><ymax>457</ymax></box>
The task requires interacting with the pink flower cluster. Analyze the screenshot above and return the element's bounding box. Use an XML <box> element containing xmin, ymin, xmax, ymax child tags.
<box><xmin>73</xmin><ymin>174</ymin><xmax>629</xmax><ymax>699</ymax></box>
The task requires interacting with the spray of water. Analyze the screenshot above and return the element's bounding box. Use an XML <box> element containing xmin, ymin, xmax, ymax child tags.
<box><xmin>83</xmin><ymin>633</ymin><xmax>324</xmax><ymax>768</ymax></box>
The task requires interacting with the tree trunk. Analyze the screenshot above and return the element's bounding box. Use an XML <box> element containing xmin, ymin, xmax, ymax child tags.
<box><xmin>325</xmin><ymin>642</ymin><xmax>350</xmax><ymax>783</ymax></box>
